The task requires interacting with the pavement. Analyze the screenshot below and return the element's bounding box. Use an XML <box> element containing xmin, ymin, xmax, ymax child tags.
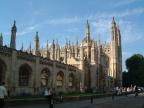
<box><xmin>5</xmin><ymin>93</ymin><xmax>144</xmax><ymax>108</ymax></box>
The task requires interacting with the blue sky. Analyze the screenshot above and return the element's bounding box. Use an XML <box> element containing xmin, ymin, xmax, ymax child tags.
<box><xmin>0</xmin><ymin>0</ymin><xmax>144</xmax><ymax>71</ymax></box>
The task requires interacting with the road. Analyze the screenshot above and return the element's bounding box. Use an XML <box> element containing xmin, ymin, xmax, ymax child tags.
<box><xmin>5</xmin><ymin>93</ymin><xmax>144</xmax><ymax>108</ymax></box>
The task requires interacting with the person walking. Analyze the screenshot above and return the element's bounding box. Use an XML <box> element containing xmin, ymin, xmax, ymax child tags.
<box><xmin>125</xmin><ymin>87</ymin><xmax>128</xmax><ymax>97</ymax></box>
<box><xmin>135</xmin><ymin>85</ymin><xmax>138</xmax><ymax>97</ymax></box>
<box><xmin>112</xmin><ymin>87</ymin><xmax>116</xmax><ymax>100</ymax></box>
<box><xmin>44</xmin><ymin>88</ymin><xmax>49</xmax><ymax>100</ymax></box>
<box><xmin>0</xmin><ymin>82</ymin><xmax>8</xmax><ymax>108</ymax></box>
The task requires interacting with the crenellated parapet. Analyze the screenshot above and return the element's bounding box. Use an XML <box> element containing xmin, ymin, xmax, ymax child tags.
<box><xmin>68</xmin><ymin>65</ymin><xmax>77</xmax><ymax>72</ymax></box>
<box><xmin>56</xmin><ymin>62</ymin><xmax>67</xmax><ymax>70</ymax></box>
<box><xmin>39</xmin><ymin>57</ymin><xmax>53</xmax><ymax>66</ymax></box>
<box><xmin>0</xmin><ymin>46</ymin><xmax>12</xmax><ymax>56</ymax></box>
<box><xmin>17</xmin><ymin>50</ymin><xmax>36</xmax><ymax>62</ymax></box>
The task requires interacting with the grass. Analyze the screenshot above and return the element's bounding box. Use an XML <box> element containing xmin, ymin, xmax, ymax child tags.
<box><xmin>8</xmin><ymin>92</ymin><xmax>111</xmax><ymax>100</ymax></box>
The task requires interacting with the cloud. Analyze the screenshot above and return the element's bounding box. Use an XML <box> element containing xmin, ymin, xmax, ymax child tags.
<box><xmin>122</xmin><ymin>25</ymin><xmax>143</xmax><ymax>44</ymax></box>
<box><xmin>17</xmin><ymin>24</ymin><xmax>38</xmax><ymax>36</ymax></box>
<box><xmin>114</xmin><ymin>0</ymin><xmax>140</xmax><ymax>6</ymax></box>
<box><xmin>89</xmin><ymin>7</ymin><xmax>144</xmax><ymax>19</ymax></box>
<box><xmin>90</xmin><ymin>16</ymin><xmax>143</xmax><ymax>44</ymax></box>
<box><xmin>46</xmin><ymin>16</ymin><xmax>83</xmax><ymax>25</ymax></box>
<box><xmin>118</xmin><ymin>7</ymin><xmax>144</xmax><ymax>17</ymax></box>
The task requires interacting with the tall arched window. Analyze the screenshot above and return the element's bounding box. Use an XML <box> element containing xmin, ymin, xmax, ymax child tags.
<box><xmin>56</xmin><ymin>71</ymin><xmax>64</xmax><ymax>87</ymax></box>
<box><xmin>69</xmin><ymin>73</ymin><xmax>74</xmax><ymax>87</ymax></box>
<box><xmin>19</xmin><ymin>64</ymin><xmax>31</xmax><ymax>86</ymax></box>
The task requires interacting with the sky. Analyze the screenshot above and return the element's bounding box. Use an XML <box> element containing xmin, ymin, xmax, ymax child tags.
<box><xmin>0</xmin><ymin>0</ymin><xmax>144</xmax><ymax>71</ymax></box>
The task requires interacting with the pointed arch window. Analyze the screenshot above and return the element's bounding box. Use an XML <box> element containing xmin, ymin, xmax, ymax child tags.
<box><xmin>69</xmin><ymin>74</ymin><xmax>74</xmax><ymax>87</ymax></box>
<box><xmin>56</xmin><ymin>72</ymin><xmax>64</xmax><ymax>87</ymax></box>
<box><xmin>19</xmin><ymin>64</ymin><xmax>31</xmax><ymax>86</ymax></box>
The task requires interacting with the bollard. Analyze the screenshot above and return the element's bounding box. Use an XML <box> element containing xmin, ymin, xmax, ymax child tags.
<box><xmin>49</xmin><ymin>95</ymin><xmax>54</xmax><ymax>108</ymax></box>
<box><xmin>112</xmin><ymin>93</ymin><xmax>115</xmax><ymax>100</ymax></box>
<box><xmin>50</xmin><ymin>98</ymin><xmax>53</xmax><ymax>108</ymax></box>
<box><xmin>60</xmin><ymin>95</ymin><xmax>63</xmax><ymax>102</ymax></box>
<box><xmin>91</xmin><ymin>96</ymin><xmax>93</xmax><ymax>104</ymax></box>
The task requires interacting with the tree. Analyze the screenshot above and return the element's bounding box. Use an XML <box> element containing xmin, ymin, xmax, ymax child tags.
<box><xmin>125</xmin><ymin>54</ymin><xmax>144</xmax><ymax>86</ymax></box>
<box><xmin>122</xmin><ymin>71</ymin><xmax>129</xmax><ymax>87</ymax></box>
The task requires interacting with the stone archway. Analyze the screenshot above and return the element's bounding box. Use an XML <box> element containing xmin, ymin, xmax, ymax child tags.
<box><xmin>0</xmin><ymin>58</ymin><xmax>6</xmax><ymax>83</ymax></box>
<box><xmin>40</xmin><ymin>68</ymin><xmax>50</xmax><ymax>87</ymax></box>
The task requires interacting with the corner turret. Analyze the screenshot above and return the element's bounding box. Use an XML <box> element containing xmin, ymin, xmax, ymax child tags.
<box><xmin>10</xmin><ymin>20</ymin><xmax>17</xmax><ymax>49</ymax></box>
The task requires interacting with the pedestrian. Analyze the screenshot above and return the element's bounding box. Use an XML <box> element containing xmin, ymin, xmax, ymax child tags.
<box><xmin>135</xmin><ymin>85</ymin><xmax>138</xmax><ymax>97</ymax></box>
<box><xmin>49</xmin><ymin>92</ymin><xmax>54</xmax><ymax>108</ymax></box>
<box><xmin>0</xmin><ymin>82</ymin><xmax>8</xmax><ymax>108</ymax></box>
<box><xmin>125</xmin><ymin>87</ymin><xmax>128</xmax><ymax>97</ymax></box>
<box><xmin>44</xmin><ymin>88</ymin><xmax>49</xmax><ymax>100</ymax></box>
<box><xmin>112</xmin><ymin>87</ymin><xmax>116</xmax><ymax>100</ymax></box>
<box><xmin>60</xmin><ymin>95</ymin><xmax>63</xmax><ymax>102</ymax></box>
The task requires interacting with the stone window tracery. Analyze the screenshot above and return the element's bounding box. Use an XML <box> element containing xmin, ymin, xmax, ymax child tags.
<box><xmin>19</xmin><ymin>66</ymin><xmax>30</xmax><ymax>86</ymax></box>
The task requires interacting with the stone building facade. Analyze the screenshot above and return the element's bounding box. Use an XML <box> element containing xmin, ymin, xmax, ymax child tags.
<box><xmin>0</xmin><ymin>17</ymin><xmax>122</xmax><ymax>96</ymax></box>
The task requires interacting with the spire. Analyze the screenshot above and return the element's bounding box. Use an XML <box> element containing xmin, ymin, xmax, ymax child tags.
<box><xmin>10</xmin><ymin>20</ymin><xmax>17</xmax><ymax>49</ymax></box>
<box><xmin>29</xmin><ymin>41</ymin><xmax>31</xmax><ymax>53</ymax></box>
<box><xmin>21</xmin><ymin>43</ymin><xmax>23</xmax><ymax>51</ymax></box>
<box><xmin>34</xmin><ymin>31</ymin><xmax>39</xmax><ymax>51</ymax></box>
<box><xmin>0</xmin><ymin>33</ymin><xmax>3</xmax><ymax>46</ymax></box>
<box><xmin>111</xmin><ymin>17</ymin><xmax>117</xmax><ymax>41</ymax></box>
<box><xmin>56</xmin><ymin>39</ymin><xmax>59</xmax><ymax>48</ymax></box>
<box><xmin>46</xmin><ymin>40</ymin><xmax>50</xmax><ymax>59</ymax></box>
<box><xmin>52</xmin><ymin>40</ymin><xmax>55</xmax><ymax>60</ymax></box>
<box><xmin>98</xmin><ymin>33</ymin><xmax>101</xmax><ymax>45</ymax></box>
<box><xmin>35</xmin><ymin>31</ymin><xmax>39</xmax><ymax>41</ymax></box>
<box><xmin>85</xmin><ymin>19</ymin><xmax>90</xmax><ymax>42</ymax></box>
<box><xmin>68</xmin><ymin>40</ymin><xmax>71</xmax><ymax>49</ymax></box>
<box><xmin>66</xmin><ymin>36</ymin><xmax>68</xmax><ymax>48</ymax></box>
<box><xmin>52</xmin><ymin>40</ymin><xmax>55</xmax><ymax>46</ymax></box>
<box><xmin>11</xmin><ymin>20</ymin><xmax>17</xmax><ymax>32</ymax></box>
<box><xmin>46</xmin><ymin>40</ymin><xmax>49</xmax><ymax>50</ymax></box>
<box><xmin>111</xmin><ymin>17</ymin><xmax>116</xmax><ymax>26</ymax></box>
<box><xmin>76</xmin><ymin>35</ymin><xmax>78</xmax><ymax>46</ymax></box>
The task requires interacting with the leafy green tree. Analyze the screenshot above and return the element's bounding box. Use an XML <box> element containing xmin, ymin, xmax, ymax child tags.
<box><xmin>125</xmin><ymin>54</ymin><xmax>144</xmax><ymax>86</ymax></box>
<box><xmin>122</xmin><ymin>71</ymin><xmax>129</xmax><ymax>87</ymax></box>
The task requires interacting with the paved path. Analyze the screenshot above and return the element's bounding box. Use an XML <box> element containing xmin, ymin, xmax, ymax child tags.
<box><xmin>5</xmin><ymin>93</ymin><xmax>144</xmax><ymax>108</ymax></box>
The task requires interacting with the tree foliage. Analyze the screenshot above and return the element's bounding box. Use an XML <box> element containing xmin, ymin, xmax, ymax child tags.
<box><xmin>123</xmin><ymin>54</ymin><xmax>144</xmax><ymax>86</ymax></box>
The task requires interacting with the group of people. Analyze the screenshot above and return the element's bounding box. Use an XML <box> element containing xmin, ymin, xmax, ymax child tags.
<box><xmin>112</xmin><ymin>85</ymin><xmax>140</xmax><ymax>99</ymax></box>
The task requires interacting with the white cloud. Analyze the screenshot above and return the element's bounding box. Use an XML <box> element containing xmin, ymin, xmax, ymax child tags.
<box><xmin>114</xmin><ymin>0</ymin><xmax>140</xmax><ymax>6</ymax></box>
<box><xmin>89</xmin><ymin>7</ymin><xmax>144</xmax><ymax>19</ymax></box>
<box><xmin>122</xmin><ymin>29</ymin><xmax>143</xmax><ymax>44</ymax></box>
<box><xmin>46</xmin><ymin>16</ymin><xmax>83</xmax><ymax>25</ymax></box>
<box><xmin>90</xmin><ymin>16</ymin><xmax>143</xmax><ymax>44</ymax></box>
<box><xmin>17</xmin><ymin>25</ymin><xmax>38</xmax><ymax>36</ymax></box>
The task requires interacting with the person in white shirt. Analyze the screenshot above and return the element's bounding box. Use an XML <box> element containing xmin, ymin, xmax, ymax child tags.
<box><xmin>0</xmin><ymin>82</ymin><xmax>8</xmax><ymax>108</ymax></box>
